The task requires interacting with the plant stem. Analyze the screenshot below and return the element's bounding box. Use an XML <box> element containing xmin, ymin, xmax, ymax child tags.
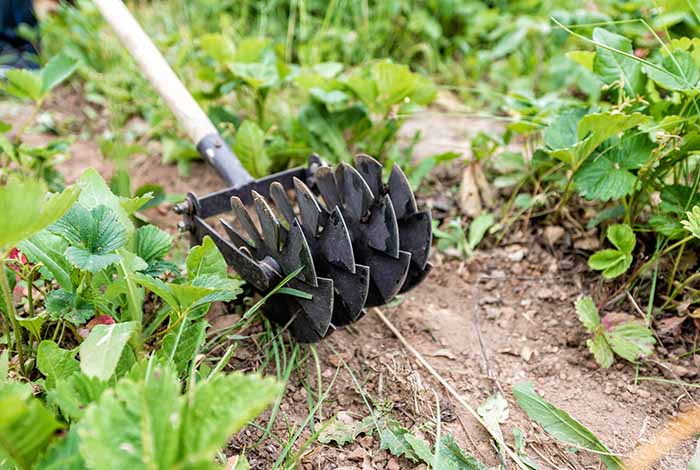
<box><xmin>0</xmin><ymin>258</ymin><xmax>25</xmax><ymax>374</ymax></box>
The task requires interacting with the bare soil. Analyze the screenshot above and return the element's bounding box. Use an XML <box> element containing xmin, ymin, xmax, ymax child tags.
<box><xmin>12</xmin><ymin>90</ymin><xmax>700</xmax><ymax>469</ymax></box>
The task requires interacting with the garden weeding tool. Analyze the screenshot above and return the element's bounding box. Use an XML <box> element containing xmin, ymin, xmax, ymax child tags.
<box><xmin>94</xmin><ymin>0</ymin><xmax>432</xmax><ymax>342</ymax></box>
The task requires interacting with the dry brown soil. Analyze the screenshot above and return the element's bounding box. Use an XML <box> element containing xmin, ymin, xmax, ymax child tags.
<box><xmin>5</xmin><ymin>89</ymin><xmax>699</xmax><ymax>469</ymax></box>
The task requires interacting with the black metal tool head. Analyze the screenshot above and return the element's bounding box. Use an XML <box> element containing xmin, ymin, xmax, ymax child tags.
<box><xmin>176</xmin><ymin>154</ymin><xmax>431</xmax><ymax>343</ymax></box>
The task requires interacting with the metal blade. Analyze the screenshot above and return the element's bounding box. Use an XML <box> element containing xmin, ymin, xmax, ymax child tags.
<box><xmin>288</xmin><ymin>276</ymin><xmax>334</xmax><ymax>342</ymax></box>
<box><xmin>270</xmin><ymin>181</ymin><xmax>295</xmax><ymax>228</ymax></box>
<box><xmin>220</xmin><ymin>218</ymin><xmax>254</xmax><ymax>249</ymax></box>
<box><xmin>253</xmin><ymin>191</ymin><xmax>280</xmax><ymax>253</ymax></box>
<box><xmin>388</xmin><ymin>163</ymin><xmax>418</xmax><ymax>219</ymax></box>
<box><xmin>355</xmin><ymin>154</ymin><xmax>384</xmax><ymax>197</ymax></box>
<box><xmin>325</xmin><ymin>263</ymin><xmax>369</xmax><ymax>326</ymax></box>
<box><xmin>318</xmin><ymin>207</ymin><xmax>355</xmax><ymax>272</ymax></box>
<box><xmin>365</xmin><ymin>194</ymin><xmax>400</xmax><ymax>258</ymax></box>
<box><xmin>230</xmin><ymin>196</ymin><xmax>262</xmax><ymax>250</ymax></box>
<box><xmin>335</xmin><ymin>163</ymin><xmax>373</xmax><ymax>221</ymax></box>
<box><xmin>293</xmin><ymin>177</ymin><xmax>321</xmax><ymax>238</ymax></box>
<box><xmin>280</xmin><ymin>219</ymin><xmax>318</xmax><ymax>287</ymax></box>
<box><xmin>363</xmin><ymin>249</ymin><xmax>411</xmax><ymax>307</ymax></box>
<box><xmin>397</xmin><ymin>211</ymin><xmax>432</xmax><ymax>269</ymax></box>
<box><xmin>315</xmin><ymin>166</ymin><xmax>342</xmax><ymax>210</ymax></box>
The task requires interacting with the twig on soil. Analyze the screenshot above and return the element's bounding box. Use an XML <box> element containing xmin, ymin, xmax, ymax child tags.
<box><xmin>373</xmin><ymin>307</ymin><xmax>531</xmax><ymax>470</ymax></box>
<box><xmin>472</xmin><ymin>282</ymin><xmax>505</xmax><ymax>396</ymax></box>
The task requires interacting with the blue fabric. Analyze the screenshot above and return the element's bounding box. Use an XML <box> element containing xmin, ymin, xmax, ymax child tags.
<box><xmin>0</xmin><ymin>0</ymin><xmax>37</xmax><ymax>47</ymax></box>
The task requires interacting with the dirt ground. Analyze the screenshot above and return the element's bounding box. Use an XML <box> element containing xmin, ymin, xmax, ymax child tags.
<box><xmin>7</xmin><ymin>88</ymin><xmax>700</xmax><ymax>469</ymax></box>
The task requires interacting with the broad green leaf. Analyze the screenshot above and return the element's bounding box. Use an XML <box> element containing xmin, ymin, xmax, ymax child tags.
<box><xmin>4</xmin><ymin>69</ymin><xmax>42</xmax><ymax>101</ymax></box>
<box><xmin>567</xmin><ymin>50</ymin><xmax>595</xmax><ymax>70</ymax></box>
<box><xmin>467</xmin><ymin>213</ymin><xmax>495</xmax><ymax>251</ymax></box>
<box><xmin>318</xmin><ymin>414</ymin><xmax>374</xmax><ymax>445</ymax></box>
<box><xmin>200</xmin><ymin>33</ymin><xmax>236</xmax><ymax>64</ymax></box>
<box><xmin>34</xmin><ymin>428</ymin><xmax>85</xmax><ymax>470</ymax></box>
<box><xmin>135</xmin><ymin>225</ymin><xmax>172</xmax><ymax>265</ymax></box>
<box><xmin>576</xmin><ymin>112</ymin><xmax>648</xmax><ymax>163</ymax></box>
<box><xmin>18</xmin><ymin>232</ymin><xmax>72</xmax><ymax>291</ymax></box>
<box><xmin>78</xmin><ymin>365</ymin><xmax>182</xmax><ymax>470</ymax></box>
<box><xmin>37</xmin><ymin>341</ymin><xmax>80</xmax><ymax>389</ymax></box>
<box><xmin>77</xmin><ymin>168</ymin><xmax>133</xmax><ymax>232</ymax></box>
<box><xmin>378</xmin><ymin>418</ymin><xmax>419</xmax><ymax>461</ymax></box>
<box><xmin>588</xmin><ymin>249</ymin><xmax>632</xmax><ymax>279</ymax></box>
<box><xmin>513</xmin><ymin>382</ymin><xmax>623</xmax><ymax>469</ymax></box>
<box><xmin>607</xmin><ymin>224</ymin><xmax>635</xmax><ymax>254</ymax></box>
<box><xmin>298</xmin><ymin>104</ymin><xmax>353</xmax><ymax>163</ymax></box>
<box><xmin>232</xmin><ymin>37</ymin><xmax>271</xmax><ymax>63</ymax></box>
<box><xmin>45</xmin><ymin>289</ymin><xmax>94</xmax><ymax>326</ymax></box>
<box><xmin>50</xmin><ymin>204</ymin><xmax>127</xmax><ymax>272</ymax></box>
<box><xmin>179</xmin><ymin>373</ymin><xmax>281</xmax><ymax>465</ymax></box>
<box><xmin>120</xmin><ymin>193</ymin><xmax>154</xmax><ymax>215</ymax></box>
<box><xmin>0</xmin><ymin>179</ymin><xmax>79</xmax><ymax>251</ymax></box>
<box><xmin>17</xmin><ymin>313</ymin><xmax>46</xmax><ymax>339</ymax></box>
<box><xmin>587</xmin><ymin>334</ymin><xmax>614</xmax><ymax>368</ymax></box>
<box><xmin>644</xmin><ymin>50</ymin><xmax>700</xmax><ymax>92</ymax></box>
<box><xmin>592</xmin><ymin>28</ymin><xmax>644</xmax><ymax>96</ymax></box>
<box><xmin>404</xmin><ymin>433</ymin><xmax>433</xmax><ymax>463</ymax></box>
<box><xmin>233</xmin><ymin>120</ymin><xmax>271</xmax><ymax>178</ymax></box>
<box><xmin>41</xmin><ymin>53</ymin><xmax>79</xmax><ymax>95</ymax></box>
<box><xmin>80</xmin><ymin>321</ymin><xmax>139</xmax><ymax>381</ymax></box>
<box><xmin>132</xmin><ymin>273</ymin><xmax>179</xmax><ymax>311</ymax></box>
<box><xmin>544</xmin><ymin>108</ymin><xmax>587</xmax><ymax>150</ymax></box>
<box><xmin>0</xmin><ymin>350</ymin><xmax>7</xmax><ymax>381</ymax></box>
<box><xmin>229</xmin><ymin>62</ymin><xmax>278</xmax><ymax>89</ymax></box>
<box><xmin>159</xmin><ymin>320</ymin><xmax>209</xmax><ymax>374</ymax></box>
<box><xmin>371</xmin><ymin>60</ymin><xmax>419</xmax><ymax>112</ymax></box>
<box><xmin>604</xmin><ymin>322</ymin><xmax>655</xmax><ymax>363</ymax></box>
<box><xmin>435</xmin><ymin>435</ymin><xmax>486</xmax><ymax>470</ymax></box>
<box><xmin>186</xmin><ymin>236</ymin><xmax>227</xmax><ymax>280</ymax></box>
<box><xmin>310</xmin><ymin>87</ymin><xmax>350</xmax><ymax>105</ymax></box>
<box><xmin>0</xmin><ymin>392</ymin><xmax>62</xmax><ymax>470</ymax></box>
<box><xmin>574</xmin><ymin>134</ymin><xmax>654</xmax><ymax>201</ymax></box>
<box><xmin>46</xmin><ymin>372</ymin><xmax>108</xmax><ymax>421</ymax></box>
<box><xmin>661</xmin><ymin>184</ymin><xmax>700</xmax><ymax>215</ymax></box>
<box><xmin>575</xmin><ymin>296</ymin><xmax>600</xmax><ymax>332</ymax></box>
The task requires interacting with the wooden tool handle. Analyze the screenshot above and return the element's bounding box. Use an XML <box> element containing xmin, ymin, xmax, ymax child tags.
<box><xmin>93</xmin><ymin>0</ymin><xmax>253</xmax><ymax>187</ymax></box>
<box><xmin>93</xmin><ymin>0</ymin><xmax>215</xmax><ymax>143</ymax></box>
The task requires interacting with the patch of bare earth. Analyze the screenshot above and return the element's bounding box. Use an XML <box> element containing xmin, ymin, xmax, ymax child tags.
<box><xmin>16</xmin><ymin>90</ymin><xmax>699</xmax><ymax>469</ymax></box>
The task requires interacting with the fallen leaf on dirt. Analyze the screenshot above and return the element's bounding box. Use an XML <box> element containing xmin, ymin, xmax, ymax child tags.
<box><xmin>318</xmin><ymin>412</ymin><xmax>374</xmax><ymax>446</ymax></box>
<box><xmin>520</xmin><ymin>346</ymin><xmax>535</xmax><ymax>363</ymax></box>
<box><xmin>655</xmin><ymin>316</ymin><xmax>686</xmax><ymax>335</ymax></box>
<box><xmin>574</xmin><ymin>236</ymin><xmax>600</xmax><ymax>251</ymax></box>
<box><xmin>543</xmin><ymin>226</ymin><xmax>566</xmax><ymax>245</ymax></box>
<box><xmin>428</xmin><ymin>348</ymin><xmax>457</xmax><ymax>360</ymax></box>
<box><xmin>459</xmin><ymin>164</ymin><xmax>482</xmax><ymax>217</ymax></box>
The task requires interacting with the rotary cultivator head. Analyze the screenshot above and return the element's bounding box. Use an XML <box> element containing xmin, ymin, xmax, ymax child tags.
<box><xmin>176</xmin><ymin>155</ymin><xmax>432</xmax><ymax>343</ymax></box>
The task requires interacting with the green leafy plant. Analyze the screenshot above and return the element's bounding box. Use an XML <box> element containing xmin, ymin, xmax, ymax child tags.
<box><xmin>432</xmin><ymin>214</ymin><xmax>495</xmax><ymax>258</ymax></box>
<box><xmin>588</xmin><ymin>224</ymin><xmax>636</xmax><ymax>279</ymax></box>
<box><xmin>513</xmin><ymin>381</ymin><xmax>624</xmax><ymax>469</ymax></box>
<box><xmin>575</xmin><ymin>296</ymin><xmax>655</xmax><ymax>368</ymax></box>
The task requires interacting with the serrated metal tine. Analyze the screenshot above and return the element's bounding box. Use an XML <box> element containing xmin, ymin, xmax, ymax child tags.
<box><xmin>270</xmin><ymin>181</ymin><xmax>295</xmax><ymax>228</ymax></box>
<box><xmin>319</xmin><ymin>207</ymin><xmax>355</xmax><ymax>272</ymax></box>
<box><xmin>335</xmin><ymin>163</ymin><xmax>373</xmax><ymax>221</ymax></box>
<box><xmin>230</xmin><ymin>196</ymin><xmax>262</xmax><ymax>249</ymax></box>
<box><xmin>363</xmin><ymin>249</ymin><xmax>411</xmax><ymax>307</ymax></box>
<box><xmin>314</xmin><ymin>166</ymin><xmax>341</xmax><ymax>210</ymax></box>
<box><xmin>220</xmin><ymin>218</ymin><xmax>254</xmax><ymax>249</ymax></box>
<box><xmin>366</xmin><ymin>194</ymin><xmax>400</xmax><ymax>258</ymax></box>
<box><xmin>355</xmin><ymin>154</ymin><xmax>384</xmax><ymax>197</ymax></box>
<box><xmin>398</xmin><ymin>211</ymin><xmax>432</xmax><ymax>269</ymax></box>
<box><xmin>252</xmin><ymin>191</ymin><xmax>280</xmax><ymax>253</ymax></box>
<box><xmin>293</xmin><ymin>177</ymin><xmax>321</xmax><ymax>237</ymax></box>
<box><xmin>388</xmin><ymin>164</ymin><xmax>417</xmax><ymax>219</ymax></box>
<box><xmin>326</xmin><ymin>263</ymin><xmax>369</xmax><ymax>326</ymax></box>
<box><xmin>289</xmin><ymin>276</ymin><xmax>333</xmax><ymax>342</ymax></box>
<box><xmin>281</xmin><ymin>219</ymin><xmax>318</xmax><ymax>287</ymax></box>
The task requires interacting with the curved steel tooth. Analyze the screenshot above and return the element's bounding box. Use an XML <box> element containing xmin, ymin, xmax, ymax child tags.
<box><xmin>315</xmin><ymin>166</ymin><xmax>342</xmax><ymax>210</ymax></box>
<box><xmin>253</xmin><ymin>191</ymin><xmax>280</xmax><ymax>253</ymax></box>
<box><xmin>293</xmin><ymin>177</ymin><xmax>321</xmax><ymax>238</ymax></box>
<box><xmin>363</xmin><ymin>249</ymin><xmax>411</xmax><ymax>307</ymax></box>
<box><xmin>220</xmin><ymin>218</ymin><xmax>254</xmax><ymax>249</ymax></box>
<box><xmin>278</xmin><ymin>219</ymin><xmax>318</xmax><ymax>287</ymax></box>
<box><xmin>326</xmin><ymin>263</ymin><xmax>369</xmax><ymax>326</ymax></box>
<box><xmin>270</xmin><ymin>181</ymin><xmax>296</xmax><ymax>227</ymax></box>
<box><xmin>335</xmin><ymin>163</ymin><xmax>373</xmax><ymax>221</ymax></box>
<box><xmin>366</xmin><ymin>195</ymin><xmax>400</xmax><ymax>258</ymax></box>
<box><xmin>388</xmin><ymin>164</ymin><xmax>418</xmax><ymax>220</ymax></box>
<box><xmin>398</xmin><ymin>211</ymin><xmax>432</xmax><ymax>269</ymax></box>
<box><xmin>230</xmin><ymin>196</ymin><xmax>262</xmax><ymax>250</ymax></box>
<box><xmin>400</xmin><ymin>262</ymin><xmax>432</xmax><ymax>293</ymax></box>
<box><xmin>294</xmin><ymin>276</ymin><xmax>333</xmax><ymax>342</ymax></box>
<box><xmin>355</xmin><ymin>154</ymin><xmax>384</xmax><ymax>197</ymax></box>
<box><xmin>318</xmin><ymin>207</ymin><xmax>356</xmax><ymax>272</ymax></box>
